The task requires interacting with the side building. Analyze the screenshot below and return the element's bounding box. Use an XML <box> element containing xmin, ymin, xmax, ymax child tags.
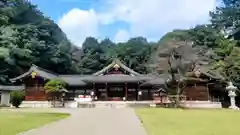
<box><xmin>0</xmin><ymin>85</ymin><xmax>25</xmax><ymax>106</ymax></box>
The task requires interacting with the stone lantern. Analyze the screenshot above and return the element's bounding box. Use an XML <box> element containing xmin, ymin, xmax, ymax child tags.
<box><xmin>226</xmin><ymin>81</ymin><xmax>239</xmax><ymax>110</ymax></box>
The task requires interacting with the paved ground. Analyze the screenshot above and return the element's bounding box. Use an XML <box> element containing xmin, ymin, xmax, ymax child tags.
<box><xmin>19</xmin><ymin>108</ymin><xmax>148</xmax><ymax>135</ymax></box>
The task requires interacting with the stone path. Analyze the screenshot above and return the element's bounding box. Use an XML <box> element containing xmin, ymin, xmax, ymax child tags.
<box><xmin>19</xmin><ymin>108</ymin><xmax>148</xmax><ymax>135</ymax></box>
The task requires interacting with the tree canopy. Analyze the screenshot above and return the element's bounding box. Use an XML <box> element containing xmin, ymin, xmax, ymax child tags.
<box><xmin>0</xmin><ymin>0</ymin><xmax>81</xmax><ymax>84</ymax></box>
<box><xmin>0</xmin><ymin>0</ymin><xmax>155</xmax><ymax>84</ymax></box>
<box><xmin>149</xmin><ymin>0</ymin><xmax>240</xmax><ymax>83</ymax></box>
<box><xmin>1</xmin><ymin>0</ymin><xmax>240</xmax><ymax>85</ymax></box>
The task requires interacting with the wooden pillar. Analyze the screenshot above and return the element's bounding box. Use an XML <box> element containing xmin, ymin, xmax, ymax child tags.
<box><xmin>207</xmin><ymin>83</ymin><xmax>210</xmax><ymax>101</ymax></box>
<box><xmin>148</xmin><ymin>89</ymin><xmax>150</xmax><ymax>100</ymax></box>
<box><xmin>93</xmin><ymin>83</ymin><xmax>95</xmax><ymax>99</ymax></box>
<box><xmin>137</xmin><ymin>82</ymin><xmax>139</xmax><ymax>101</ymax></box>
<box><xmin>105</xmin><ymin>82</ymin><xmax>108</xmax><ymax>101</ymax></box>
<box><xmin>35</xmin><ymin>78</ymin><xmax>38</xmax><ymax>101</ymax></box>
<box><xmin>93</xmin><ymin>83</ymin><xmax>95</xmax><ymax>91</ymax></box>
<box><xmin>73</xmin><ymin>89</ymin><xmax>75</xmax><ymax>99</ymax></box>
<box><xmin>125</xmin><ymin>83</ymin><xmax>128</xmax><ymax>100</ymax></box>
<box><xmin>35</xmin><ymin>78</ymin><xmax>38</xmax><ymax>92</ymax></box>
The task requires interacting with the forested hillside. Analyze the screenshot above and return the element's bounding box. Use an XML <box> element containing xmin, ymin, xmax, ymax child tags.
<box><xmin>149</xmin><ymin>0</ymin><xmax>240</xmax><ymax>83</ymax></box>
<box><xmin>0</xmin><ymin>0</ymin><xmax>83</xmax><ymax>84</ymax></box>
<box><xmin>1</xmin><ymin>0</ymin><xmax>240</xmax><ymax>85</ymax></box>
<box><xmin>0</xmin><ymin>0</ymin><xmax>155</xmax><ymax>84</ymax></box>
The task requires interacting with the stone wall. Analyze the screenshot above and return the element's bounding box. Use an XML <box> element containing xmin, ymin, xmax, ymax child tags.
<box><xmin>18</xmin><ymin>100</ymin><xmax>223</xmax><ymax>109</ymax></box>
<box><xmin>0</xmin><ymin>91</ymin><xmax>10</xmax><ymax>106</ymax></box>
<box><xmin>180</xmin><ymin>101</ymin><xmax>222</xmax><ymax>109</ymax></box>
<box><xmin>19</xmin><ymin>101</ymin><xmax>78</xmax><ymax>108</ymax></box>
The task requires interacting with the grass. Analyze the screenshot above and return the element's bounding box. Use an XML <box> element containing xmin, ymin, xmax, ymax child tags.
<box><xmin>0</xmin><ymin>111</ymin><xmax>69</xmax><ymax>135</ymax></box>
<box><xmin>136</xmin><ymin>108</ymin><xmax>240</xmax><ymax>135</ymax></box>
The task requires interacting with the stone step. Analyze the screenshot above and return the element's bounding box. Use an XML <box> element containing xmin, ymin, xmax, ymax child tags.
<box><xmin>95</xmin><ymin>104</ymin><xmax>110</xmax><ymax>108</ymax></box>
<box><xmin>94</xmin><ymin>103</ymin><xmax>127</xmax><ymax>108</ymax></box>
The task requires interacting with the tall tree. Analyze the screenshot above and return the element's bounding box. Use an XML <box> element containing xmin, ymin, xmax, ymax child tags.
<box><xmin>210</xmin><ymin>0</ymin><xmax>240</xmax><ymax>33</ymax></box>
<box><xmin>80</xmin><ymin>37</ymin><xmax>106</xmax><ymax>74</ymax></box>
<box><xmin>105</xmin><ymin>37</ymin><xmax>153</xmax><ymax>74</ymax></box>
<box><xmin>0</xmin><ymin>0</ymin><xmax>81</xmax><ymax>84</ymax></box>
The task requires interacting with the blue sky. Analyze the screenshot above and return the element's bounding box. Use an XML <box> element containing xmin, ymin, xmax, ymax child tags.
<box><xmin>31</xmin><ymin>0</ymin><xmax>218</xmax><ymax>47</ymax></box>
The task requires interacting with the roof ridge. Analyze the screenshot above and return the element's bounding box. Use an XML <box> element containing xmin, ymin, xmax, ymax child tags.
<box><xmin>31</xmin><ymin>64</ymin><xmax>59</xmax><ymax>76</ymax></box>
<box><xmin>59</xmin><ymin>75</ymin><xmax>90</xmax><ymax>77</ymax></box>
<box><xmin>93</xmin><ymin>58</ymin><xmax>141</xmax><ymax>76</ymax></box>
<box><xmin>10</xmin><ymin>65</ymin><xmax>58</xmax><ymax>81</ymax></box>
<box><xmin>115</xmin><ymin>59</ymin><xmax>141</xmax><ymax>76</ymax></box>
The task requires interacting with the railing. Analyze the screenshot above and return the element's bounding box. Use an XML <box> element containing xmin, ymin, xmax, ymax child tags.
<box><xmin>25</xmin><ymin>86</ymin><xmax>45</xmax><ymax>92</ymax></box>
<box><xmin>25</xmin><ymin>86</ymin><xmax>46</xmax><ymax>101</ymax></box>
<box><xmin>25</xmin><ymin>96</ymin><xmax>47</xmax><ymax>101</ymax></box>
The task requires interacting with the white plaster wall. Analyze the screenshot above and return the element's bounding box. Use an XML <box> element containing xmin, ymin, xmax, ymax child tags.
<box><xmin>0</xmin><ymin>91</ymin><xmax>10</xmax><ymax>106</ymax></box>
<box><xmin>64</xmin><ymin>101</ymin><xmax>78</xmax><ymax>108</ymax></box>
<box><xmin>19</xmin><ymin>101</ymin><xmax>78</xmax><ymax>108</ymax></box>
<box><xmin>20</xmin><ymin>101</ymin><xmax>64</xmax><ymax>108</ymax></box>
<box><xmin>180</xmin><ymin>101</ymin><xmax>222</xmax><ymax>109</ymax></box>
<box><xmin>20</xmin><ymin>101</ymin><xmax>52</xmax><ymax>108</ymax></box>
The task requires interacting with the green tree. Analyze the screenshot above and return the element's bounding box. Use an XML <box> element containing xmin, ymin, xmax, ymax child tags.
<box><xmin>10</xmin><ymin>91</ymin><xmax>25</xmax><ymax>108</ymax></box>
<box><xmin>210</xmin><ymin>0</ymin><xmax>240</xmax><ymax>32</ymax></box>
<box><xmin>159</xmin><ymin>29</ymin><xmax>191</xmax><ymax>44</ymax></box>
<box><xmin>208</xmin><ymin>0</ymin><xmax>240</xmax><ymax>82</ymax></box>
<box><xmin>44</xmin><ymin>79</ymin><xmax>66</xmax><ymax>107</ymax></box>
<box><xmin>105</xmin><ymin>37</ymin><xmax>153</xmax><ymax>74</ymax></box>
<box><xmin>212</xmin><ymin>38</ymin><xmax>240</xmax><ymax>81</ymax></box>
<box><xmin>0</xmin><ymin>0</ymin><xmax>80</xmax><ymax>84</ymax></box>
<box><xmin>80</xmin><ymin>37</ymin><xmax>106</xmax><ymax>74</ymax></box>
<box><xmin>188</xmin><ymin>25</ymin><xmax>220</xmax><ymax>47</ymax></box>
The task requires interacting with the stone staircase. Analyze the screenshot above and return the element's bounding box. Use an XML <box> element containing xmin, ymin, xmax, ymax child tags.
<box><xmin>94</xmin><ymin>102</ymin><xmax>127</xmax><ymax>108</ymax></box>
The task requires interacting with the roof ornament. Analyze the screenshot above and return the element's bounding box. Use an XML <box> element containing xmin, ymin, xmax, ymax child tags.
<box><xmin>194</xmin><ymin>69</ymin><xmax>201</xmax><ymax>78</ymax></box>
<box><xmin>113</xmin><ymin>64</ymin><xmax>120</xmax><ymax>69</ymax></box>
<box><xmin>193</xmin><ymin>65</ymin><xmax>201</xmax><ymax>78</ymax></box>
<box><xmin>31</xmin><ymin>71</ymin><xmax>37</xmax><ymax>79</ymax></box>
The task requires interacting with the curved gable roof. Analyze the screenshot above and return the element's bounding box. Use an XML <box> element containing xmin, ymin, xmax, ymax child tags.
<box><xmin>93</xmin><ymin>59</ymin><xmax>141</xmax><ymax>76</ymax></box>
<box><xmin>10</xmin><ymin>65</ymin><xmax>58</xmax><ymax>82</ymax></box>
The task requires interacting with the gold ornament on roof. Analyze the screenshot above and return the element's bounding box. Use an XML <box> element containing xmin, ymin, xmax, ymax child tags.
<box><xmin>194</xmin><ymin>70</ymin><xmax>201</xmax><ymax>78</ymax></box>
<box><xmin>31</xmin><ymin>72</ymin><xmax>37</xmax><ymax>78</ymax></box>
<box><xmin>113</xmin><ymin>64</ymin><xmax>120</xmax><ymax>69</ymax></box>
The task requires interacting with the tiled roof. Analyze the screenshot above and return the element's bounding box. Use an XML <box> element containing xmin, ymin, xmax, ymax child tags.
<box><xmin>10</xmin><ymin>65</ymin><xmax>58</xmax><ymax>81</ymax></box>
<box><xmin>58</xmin><ymin>75</ymin><xmax>88</xmax><ymax>86</ymax></box>
<box><xmin>83</xmin><ymin>74</ymin><xmax>153</xmax><ymax>83</ymax></box>
<box><xmin>0</xmin><ymin>85</ymin><xmax>25</xmax><ymax>91</ymax></box>
<box><xmin>93</xmin><ymin>59</ymin><xmax>141</xmax><ymax>76</ymax></box>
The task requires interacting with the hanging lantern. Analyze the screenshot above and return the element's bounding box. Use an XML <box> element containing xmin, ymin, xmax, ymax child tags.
<box><xmin>31</xmin><ymin>71</ymin><xmax>37</xmax><ymax>78</ymax></box>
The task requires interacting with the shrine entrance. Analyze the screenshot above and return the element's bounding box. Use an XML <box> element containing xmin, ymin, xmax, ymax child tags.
<box><xmin>107</xmin><ymin>85</ymin><xmax>125</xmax><ymax>100</ymax></box>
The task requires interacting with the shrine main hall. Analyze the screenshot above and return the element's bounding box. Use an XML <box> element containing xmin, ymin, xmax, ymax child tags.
<box><xmin>11</xmin><ymin>59</ymin><xmax>165</xmax><ymax>101</ymax></box>
<box><xmin>10</xmin><ymin>59</ymin><xmax>224</xmax><ymax>103</ymax></box>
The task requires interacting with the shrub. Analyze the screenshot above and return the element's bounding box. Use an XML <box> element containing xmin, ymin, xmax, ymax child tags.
<box><xmin>44</xmin><ymin>79</ymin><xmax>66</xmax><ymax>93</ymax></box>
<box><xmin>44</xmin><ymin>79</ymin><xmax>66</xmax><ymax>107</ymax></box>
<box><xmin>10</xmin><ymin>91</ymin><xmax>25</xmax><ymax>108</ymax></box>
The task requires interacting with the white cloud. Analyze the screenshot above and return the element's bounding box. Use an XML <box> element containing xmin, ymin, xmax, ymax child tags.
<box><xmin>58</xmin><ymin>8</ymin><xmax>99</xmax><ymax>47</ymax></box>
<box><xmin>114</xmin><ymin>29</ymin><xmax>130</xmax><ymax>43</ymax></box>
<box><xmin>58</xmin><ymin>0</ymin><xmax>217</xmax><ymax>46</ymax></box>
<box><xmin>104</xmin><ymin>0</ymin><xmax>216</xmax><ymax>38</ymax></box>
